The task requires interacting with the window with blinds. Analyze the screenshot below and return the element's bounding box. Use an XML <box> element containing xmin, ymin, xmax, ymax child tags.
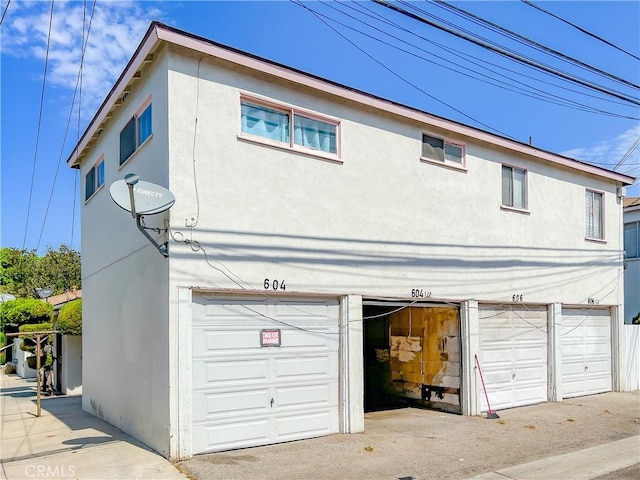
<box><xmin>502</xmin><ymin>165</ymin><xmax>527</xmax><ymax>210</ymax></box>
<box><xmin>585</xmin><ymin>190</ymin><xmax>604</xmax><ymax>240</ymax></box>
<box><xmin>421</xmin><ymin>134</ymin><xmax>465</xmax><ymax>168</ymax></box>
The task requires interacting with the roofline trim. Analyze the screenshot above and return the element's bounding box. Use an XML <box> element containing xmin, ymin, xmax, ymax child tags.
<box><xmin>66</xmin><ymin>22</ymin><xmax>635</xmax><ymax>186</ymax></box>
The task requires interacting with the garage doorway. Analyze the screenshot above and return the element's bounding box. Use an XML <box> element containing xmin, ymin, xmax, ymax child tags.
<box><xmin>363</xmin><ymin>301</ymin><xmax>461</xmax><ymax>414</ymax></box>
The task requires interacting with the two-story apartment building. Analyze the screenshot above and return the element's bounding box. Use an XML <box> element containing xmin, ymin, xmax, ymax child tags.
<box><xmin>66</xmin><ymin>23</ymin><xmax>634</xmax><ymax>459</ymax></box>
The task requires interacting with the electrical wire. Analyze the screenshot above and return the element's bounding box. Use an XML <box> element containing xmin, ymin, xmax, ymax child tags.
<box><xmin>292</xmin><ymin>0</ymin><xmax>513</xmax><ymax>138</ymax></box>
<box><xmin>0</xmin><ymin>0</ymin><xmax>10</xmax><ymax>26</ymax></box>
<box><xmin>614</xmin><ymin>136</ymin><xmax>640</xmax><ymax>171</ymax></box>
<box><xmin>351</xmin><ymin>0</ymin><xmax>637</xmax><ymax>111</ymax></box>
<box><xmin>188</xmin><ymin>57</ymin><xmax>203</xmax><ymax>228</ymax></box>
<box><xmin>36</xmin><ymin>0</ymin><xmax>97</xmax><ymax>250</ymax></box>
<box><xmin>317</xmin><ymin>1</ymin><xmax>637</xmax><ymax>120</ymax></box>
<box><xmin>434</xmin><ymin>0</ymin><xmax>640</xmax><ymax>91</ymax></box>
<box><xmin>22</xmin><ymin>0</ymin><xmax>55</xmax><ymax>250</ymax></box>
<box><xmin>374</xmin><ymin>0</ymin><xmax>640</xmax><ymax>106</ymax></box>
<box><xmin>521</xmin><ymin>0</ymin><xmax>640</xmax><ymax>62</ymax></box>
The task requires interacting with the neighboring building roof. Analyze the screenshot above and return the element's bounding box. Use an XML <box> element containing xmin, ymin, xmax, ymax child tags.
<box><xmin>46</xmin><ymin>290</ymin><xmax>82</xmax><ymax>312</ymax></box>
<box><xmin>65</xmin><ymin>22</ymin><xmax>635</xmax><ymax>188</ymax></box>
<box><xmin>624</xmin><ymin>197</ymin><xmax>640</xmax><ymax>212</ymax></box>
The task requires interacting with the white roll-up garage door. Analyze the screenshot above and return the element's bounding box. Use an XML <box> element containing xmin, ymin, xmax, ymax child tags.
<box><xmin>191</xmin><ymin>295</ymin><xmax>340</xmax><ymax>454</ymax></box>
<box><xmin>478</xmin><ymin>306</ymin><xmax>548</xmax><ymax>411</ymax></box>
<box><xmin>561</xmin><ymin>308</ymin><xmax>612</xmax><ymax>398</ymax></box>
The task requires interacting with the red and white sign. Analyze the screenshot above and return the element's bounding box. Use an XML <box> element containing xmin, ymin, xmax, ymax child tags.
<box><xmin>260</xmin><ymin>329</ymin><xmax>281</xmax><ymax>347</ymax></box>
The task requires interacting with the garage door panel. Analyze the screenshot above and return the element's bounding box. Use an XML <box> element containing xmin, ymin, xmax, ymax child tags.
<box><xmin>193</xmin><ymin>389</ymin><xmax>270</xmax><ymax>420</ymax></box>
<box><xmin>275</xmin><ymin>410</ymin><xmax>338</xmax><ymax>439</ymax></box>
<box><xmin>275</xmin><ymin>355</ymin><xmax>336</xmax><ymax>380</ymax></box>
<box><xmin>561</xmin><ymin>308</ymin><xmax>611</xmax><ymax>398</ymax></box>
<box><xmin>276</xmin><ymin>383</ymin><xmax>336</xmax><ymax>408</ymax></box>
<box><xmin>192</xmin><ymin>296</ymin><xmax>340</xmax><ymax>454</ymax></box>
<box><xmin>195</xmin><ymin>358</ymin><xmax>270</xmax><ymax>385</ymax></box>
<box><xmin>194</xmin><ymin>418</ymin><xmax>271</xmax><ymax>451</ymax></box>
<box><xmin>479</xmin><ymin>306</ymin><xmax>548</xmax><ymax>411</ymax></box>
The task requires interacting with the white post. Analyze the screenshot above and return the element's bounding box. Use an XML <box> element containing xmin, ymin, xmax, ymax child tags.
<box><xmin>548</xmin><ymin>303</ymin><xmax>562</xmax><ymax>402</ymax></box>
<box><xmin>341</xmin><ymin>295</ymin><xmax>363</xmax><ymax>433</ymax></box>
<box><xmin>461</xmin><ymin>300</ymin><xmax>479</xmax><ymax>416</ymax></box>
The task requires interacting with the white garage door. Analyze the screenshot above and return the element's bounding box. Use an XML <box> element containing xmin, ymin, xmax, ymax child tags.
<box><xmin>561</xmin><ymin>308</ymin><xmax>611</xmax><ymax>398</ymax></box>
<box><xmin>479</xmin><ymin>306</ymin><xmax>548</xmax><ymax>411</ymax></box>
<box><xmin>191</xmin><ymin>295</ymin><xmax>340</xmax><ymax>454</ymax></box>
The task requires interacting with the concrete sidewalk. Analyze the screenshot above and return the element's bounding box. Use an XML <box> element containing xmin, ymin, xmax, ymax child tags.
<box><xmin>0</xmin><ymin>372</ymin><xmax>186</xmax><ymax>480</ymax></box>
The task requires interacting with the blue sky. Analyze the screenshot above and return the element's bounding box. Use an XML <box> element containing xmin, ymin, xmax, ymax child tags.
<box><xmin>1</xmin><ymin>0</ymin><xmax>639</xmax><ymax>254</ymax></box>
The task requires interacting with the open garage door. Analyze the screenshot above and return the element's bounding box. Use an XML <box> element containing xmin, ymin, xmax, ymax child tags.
<box><xmin>191</xmin><ymin>295</ymin><xmax>340</xmax><ymax>454</ymax></box>
<box><xmin>561</xmin><ymin>308</ymin><xmax>612</xmax><ymax>398</ymax></box>
<box><xmin>478</xmin><ymin>305</ymin><xmax>548</xmax><ymax>411</ymax></box>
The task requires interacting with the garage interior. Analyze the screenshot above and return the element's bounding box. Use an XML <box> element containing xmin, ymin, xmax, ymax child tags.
<box><xmin>363</xmin><ymin>302</ymin><xmax>462</xmax><ymax>414</ymax></box>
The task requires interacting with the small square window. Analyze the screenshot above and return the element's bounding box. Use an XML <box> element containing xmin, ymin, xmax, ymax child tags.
<box><xmin>502</xmin><ymin>165</ymin><xmax>527</xmax><ymax>209</ymax></box>
<box><xmin>422</xmin><ymin>134</ymin><xmax>464</xmax><ymax>166</ymax></box>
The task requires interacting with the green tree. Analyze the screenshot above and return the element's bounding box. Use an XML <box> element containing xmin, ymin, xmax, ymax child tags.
<box><xmin>57</xmin><ymin>299</ymin><xmax>82</xmax><ymax>336</ymax></box>
<box><xmin>0</xmin><ymin>245</ymin><xmax>80</xmax><ymax>298</ymax></box>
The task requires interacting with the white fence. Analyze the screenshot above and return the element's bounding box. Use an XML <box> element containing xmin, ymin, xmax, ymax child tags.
<box><xmin>623</xmin><ymin>325</ymin><xmax>640</xmax><ymax>391</ymax></box>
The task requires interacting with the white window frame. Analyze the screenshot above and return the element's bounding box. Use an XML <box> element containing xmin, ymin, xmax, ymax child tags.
<box><xmin>501</xmin><ymin>164</ymin><xmax>529</xmax><ymax>212</ymax></box>
<box><xmin>420</xmin><ymin>132</ymin><xmax>466</xmax><ymax>170</ymax></box>
<box><xmin>238</xmin><ymin>95</ymin><xmax>341</xmax><ymax>162</ymax></box>
<box><xmin>585</xmin><ymin>189</ymin><xmax>605</xmax><ymax>241</ymax></box>
<box><xmin>85</xmin><ymin>154</ymin><xmax>105</xmax><ymax>202</ymax></box>
<box><xmin>119</xmin><ymin>95</ymin><xmax>152</xmax><ymax>167</ymax></box>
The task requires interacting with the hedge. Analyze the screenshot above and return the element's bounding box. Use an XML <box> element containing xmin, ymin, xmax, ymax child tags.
<box><xmin>57</xmin><ymin>299</ymin><xmax>82</xmax><ymax>336</ymax></box>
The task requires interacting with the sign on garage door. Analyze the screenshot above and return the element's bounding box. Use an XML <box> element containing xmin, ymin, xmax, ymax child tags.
<box><xmin>191</xmin><ymin>295</ymin><xmax>340</xmax><ymax>454</ymax></box>
<box><xmin>561</xmin><ymin>308</ymin><xmax>611</xmax><ymax>398</ymax></box>
<box><xmin>479</xmin><ymin>306</ymin><xmax>548</xmax><ymax>411</ymax></box>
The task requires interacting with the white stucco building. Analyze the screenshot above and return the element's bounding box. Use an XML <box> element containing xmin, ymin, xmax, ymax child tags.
<box><xmin>66</xmin><ymin>23</ymin><xmax>635</xmax><ymax>460</ymax></box>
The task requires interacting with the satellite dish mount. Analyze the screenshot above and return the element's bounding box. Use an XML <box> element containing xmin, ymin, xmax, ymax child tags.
<box><xmin>110</xmin><ymin>173</ymin><xmax>176</xmax><ymax>258</ymax></box>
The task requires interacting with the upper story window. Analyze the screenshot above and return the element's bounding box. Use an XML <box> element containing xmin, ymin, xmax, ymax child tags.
<box><xmin>421</xmin><ymin>134</ymin><xmax>465</xmax><ymax>168</ymax></box>
<box><xmin>120</xmin><ymin>99</ymin><xmax>152</xmax><ymax>165</ymax></box>
<box><xmin>624</xmin><ymin>222</ymin><xmax>639</xmax><ymax>258</ymax></box>
<box><xmin>240</xmin><ymin>99</ymin><xmax>338</xmax><ymax>156</ymax></box>
<box><xmin>501</xmin><ymin>165</ymin><xmax>527</xmax><ymax>210</ymax></box>
<box><xmin>585</xmin><ymin>190</ymin><xmax>604</xmax><ymax>240</ymax></box>
<box><xmin>85</xmin><ymin>157</ymin><xmax>105</xmax><ymax>201</ymax></box>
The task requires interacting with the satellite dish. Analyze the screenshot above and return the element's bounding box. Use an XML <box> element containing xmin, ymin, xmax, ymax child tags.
<box><xmin>35</xmin><ymin>288</ymin><xmax>53</xmax><ymax>299</ymax></box>
<box><xmin>110</xmin><ymin>178</ymin><xmax>175</xmax><ymax>216</ymax></box>
<box><xmin>0</xmin><ymin>293</ymin><xmax>16</xmax><ymax>303</ymax></box>
<box><xmin>109</xmin><ymin>173</ymin><xmax>175</xmax><ymax>258</ymax></box>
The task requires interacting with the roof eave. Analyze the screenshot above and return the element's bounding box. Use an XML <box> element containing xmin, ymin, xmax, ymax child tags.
<box><xmin>66</xmin><ymin>22</ymin><xmax>636</xmax><ymax>187</ymax></box>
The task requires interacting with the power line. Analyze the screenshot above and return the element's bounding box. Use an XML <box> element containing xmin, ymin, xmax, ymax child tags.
<box><xmin>36</xmin><ymin>0</ymin><xmax>97</xmax><ymax>249</ymax></box>
<box><xmin>350</xmin><ymin>0</ymin><xmax>638</xmax><ymax>115</ymax></box>
<box><xmin>614</xmin><ymin>136</ymin><xmax>640</xmax><ymax>171</ymax></box>
<box><xmin>373</xmin><ymin>0</ymin><xmax>640</xmax><ymax>106</ymax></box>
<box><xmin>435</xmin><ymin>0</ymin><xmax>640</xmax><ymax>91</ymax></box>
<box><xmin>0</xmin><ymin>0</ymin><xmax>10</xmax><ymax>26</ymax></box>
<box><xmin>521</xmin><ymin>0</ymin><xmax>640</xmax><ymax>62</ymax></box>
<box><xmin>292</xmin><ymin>0</ymin><xmax>513</xmax><ymax>138</ymax></box>
<box><xmin>320</xmin><ymin>1</ymin><xmax>637</xmax><ymax>120</ymax></box>
<box><xmin>23</xmin><ymin>0</ymin><xmax>55</xmax><ymax>250</ymax></box>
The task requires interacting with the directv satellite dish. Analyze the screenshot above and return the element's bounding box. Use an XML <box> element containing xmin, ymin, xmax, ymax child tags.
<box><xmin>35</xmin><ymin>288</ymin><xmax>54</xmax><ymax>300</ymax></box>
<box><xmin>109</xmin><ymin>173</ymin><xmax>176</xmax><ymax>258</ymax></box>
<box><xmin>110</xmin><ymin>178</ymin><xmax>175</xmax><ymax>216</ymax></box>
<box><xmin>0</xmin><ymin>293</ymin><xmax>16</xmax><ymax>303</ymax></box>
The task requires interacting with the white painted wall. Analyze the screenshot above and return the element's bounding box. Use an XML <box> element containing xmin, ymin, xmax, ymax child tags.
<box><xmin>165</xmin><ymin>47</ymin><xmax>624</xmax><ymax>308</ymax></box>
<box><xmin>14</xmin><ymin>338</ymin><xmax>36</xmax><ymax>379</ymax></box>
<box><xmin>623</xmin><ymin>325</ymin><xmax>639</xmax><ymax>391</ymax></box>
<box><xmin>62</xmin><ymin>336</ymin><xmax>83</xmax><ymax>395</ymax></box>
<box><xmin>624</xmin><ymin>208</ymin><xmax>640</xmax><ymax>324</ymax></box>
<box><xmin>80</xmin><ymin>45</ymin><xmax>172</xmax><ymax>457</ymax></box>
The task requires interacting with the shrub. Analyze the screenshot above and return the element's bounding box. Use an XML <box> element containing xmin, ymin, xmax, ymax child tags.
<box><xmin>0</xmin><ymin>299</ymin><xmax>53</xmax><ymax>327</ymax></box>
<box><xmin>0</xmin><ymin>332</ymin><xmax>6</xmax><ymax>364</ymax></box>
<box><xmin>57</xmin><ymin>299</ymin><xmax>82</xmax><ymax>336</ymax></box>
<box><xmin>633</xmin><ymin>312</ymin><xmax>640</xmax><ymax>325</ymax></box>
<box><xmin>18</xmin><ymin>323</ymin><xmax>53</xmax><ymax>353</ymax></box>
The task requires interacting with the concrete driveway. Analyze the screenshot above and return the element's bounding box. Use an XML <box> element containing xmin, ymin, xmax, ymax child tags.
<box><xmin>179</xmin><ymin>391</ymin><xmax>640</xmax><ymax>480</ymax></box>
